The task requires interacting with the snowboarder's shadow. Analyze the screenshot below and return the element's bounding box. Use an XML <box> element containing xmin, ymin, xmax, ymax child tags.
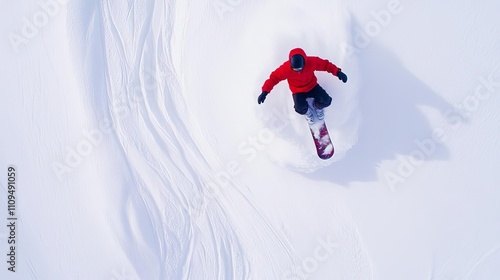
<box><xmin>305</xmin><ymin>42</ymin><xmax>457</xmax><ymax>186</ymax></box>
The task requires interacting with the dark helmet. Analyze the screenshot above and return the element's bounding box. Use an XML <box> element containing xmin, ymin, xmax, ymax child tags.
<box><xmin>290</xmin><ymin>54</ymin><xmax>305</xmax><ymax>71</ymax></box>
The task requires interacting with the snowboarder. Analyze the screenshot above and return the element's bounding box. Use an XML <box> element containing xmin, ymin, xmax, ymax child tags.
<box><xmin>257</xmin><ymin>48</ymin><xmax>348</xmax><ymax>124</ymax></box>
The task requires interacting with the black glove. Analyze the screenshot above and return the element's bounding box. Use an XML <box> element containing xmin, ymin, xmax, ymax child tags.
<box><xmin>257</xmin><ymin>91</ymin><xmax>269</xmax><ymax>104</ymax></box>
<box><xmin>337</xmin><ymin>70</ymin><xmax>348</xmax><ymax>83</ymax></box>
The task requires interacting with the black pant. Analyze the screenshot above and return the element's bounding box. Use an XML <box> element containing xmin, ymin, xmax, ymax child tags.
<box><xmin>292</xmin><ymin>84</ymin><xmax>332</xmax><ymax>115</ymax></box>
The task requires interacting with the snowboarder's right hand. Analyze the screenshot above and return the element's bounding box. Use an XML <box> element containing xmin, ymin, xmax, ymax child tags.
<box><xmin>258</xmin><ymin>91</ymin><xmax>269</xmax><ymax>104</ymax></box>
<box><xmin>337</xmin><ymin>70</ymin><xmax>348</xmax><ymax>83</ymax></box>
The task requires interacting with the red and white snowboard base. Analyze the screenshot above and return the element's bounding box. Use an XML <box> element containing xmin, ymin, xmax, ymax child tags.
<box><xmin>306</xmin><ymin>98</ymin><xmax>334</xmax><ymax>159</ymax></box>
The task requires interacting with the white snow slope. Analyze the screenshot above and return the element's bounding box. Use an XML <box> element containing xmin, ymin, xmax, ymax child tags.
<box><xmin>1</xmin><ymin>0</ymin><xmax>500</xmax><ymax>279</ymax></box>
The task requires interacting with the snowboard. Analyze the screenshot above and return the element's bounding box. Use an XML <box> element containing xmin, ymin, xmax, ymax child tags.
<box><xmin>306</xmin><ymin>98</ymin><xmax>334</xmax><ymax>159</ymax></box>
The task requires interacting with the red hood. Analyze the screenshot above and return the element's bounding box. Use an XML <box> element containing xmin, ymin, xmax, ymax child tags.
<box><xmin>289</xmin><ymin>48</ymin><xmax>307</xmax><ymax>60</ymax></box>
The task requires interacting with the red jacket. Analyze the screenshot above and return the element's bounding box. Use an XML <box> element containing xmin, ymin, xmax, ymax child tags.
<box><xmin>262</xmin><ymin>48</ymin><xmax>340</xmax><ymax>94</ymax></box>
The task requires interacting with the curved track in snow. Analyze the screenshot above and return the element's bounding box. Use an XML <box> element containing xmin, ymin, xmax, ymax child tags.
<box><xmin>68</xmin><ymin>1</ymin><xmax>298</xmax><ymax>279</ymax></box>
<box><xmin>66</xmin><ymin>0</ymin><xmax>373</xmax><ymax>279</ymax></box>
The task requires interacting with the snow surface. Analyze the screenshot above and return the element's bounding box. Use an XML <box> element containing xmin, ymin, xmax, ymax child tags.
<box><xmin>1</xmin><ymin>0</ymin><xmax>500</xmax><ymax>279</ymax></box>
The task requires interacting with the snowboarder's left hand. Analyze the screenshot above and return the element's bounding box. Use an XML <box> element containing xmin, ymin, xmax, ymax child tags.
<box><xmin>337</xmin><ymin>70</ymin><xmax>348</xmax><ymax>83</ymax></box>
<box><xmin>258</xmin><ymin>91</ymin><xmax>269</xmax><ymax>104</ymax></box>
